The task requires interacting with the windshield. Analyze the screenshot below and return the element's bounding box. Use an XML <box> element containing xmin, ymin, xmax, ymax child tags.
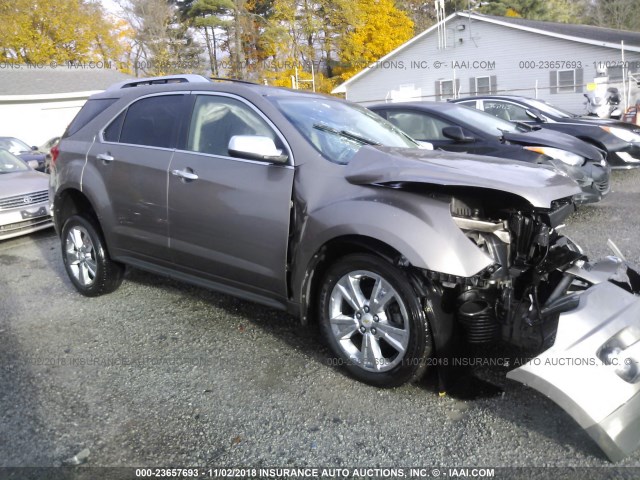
<box><xmin>0</xmin><ymin>149</ymin><xmax>29</xmax><ymax>173</ymax></box>
<box><xmin>270</xmin><ymin>96</ymin><xmax>418</xmax><ymax>164</ymax></box>
<box><xmin>448</xmin><ymin>104</ymin><xmax>520</xmax><ymax>136</ymax></box>
<box><xmin>0</xmin><ymin>137</ymin><xmax>31</xmax><ymax>155</ymax></box>
<box><xmin>526</xmin><ymin>99</ymin><xmax>577</xmax><ymax>118</ymax></box>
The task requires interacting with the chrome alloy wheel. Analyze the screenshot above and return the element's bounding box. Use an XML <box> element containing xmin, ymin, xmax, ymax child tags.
<box><xmin>328</xmin><ymin>270</ymin><xmax>410</xmax><ymax>372</ymax></box>
<box><xmin>65</xmin><ymin>225</ymin><xmax>97</xmax><ymax>287</ymax></box>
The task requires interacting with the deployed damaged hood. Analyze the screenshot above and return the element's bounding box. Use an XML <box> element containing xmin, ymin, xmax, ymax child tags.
<box><xmin>345</xmin><ymin>146</ymin><xmax>581</xmax><ymax>208</ymax></box>
<box><xmin>502</xmin><ymin>128</ymin><xmax>603</xmax><ymax>161</ymax></box>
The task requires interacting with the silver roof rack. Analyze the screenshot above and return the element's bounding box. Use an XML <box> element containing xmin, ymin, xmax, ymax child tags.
<box><xmin>106</xmin><ymin>74</ymin><xmax>210</xmax><ymax>91</ymax></box>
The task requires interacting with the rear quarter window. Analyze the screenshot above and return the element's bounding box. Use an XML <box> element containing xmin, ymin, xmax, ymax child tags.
<box><xmin>65</xmin><ymin>98</ymin><xmax>117</xmax><ymax>137</ymax></box>
<box><xmin>103</xmin><ymin>111</ymin><xmax>125</xmax><ymax>143</ymax></box>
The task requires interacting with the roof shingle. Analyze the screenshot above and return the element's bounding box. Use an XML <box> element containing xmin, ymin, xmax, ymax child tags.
<box><xmin>481</xmin><ymin>14</ymin><xmax>640</xmax><ymax>48</ymax></box>
<box><xmin>0</xmin><ymin>66</ymin><xmax>132</xmax><ymax>96</ymax></box>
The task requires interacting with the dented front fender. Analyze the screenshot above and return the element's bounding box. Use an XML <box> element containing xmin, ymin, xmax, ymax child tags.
<box><xmin>507</xmin><ymin>282</ymin><xmax>640</xmax><ymax>462</ymax></box>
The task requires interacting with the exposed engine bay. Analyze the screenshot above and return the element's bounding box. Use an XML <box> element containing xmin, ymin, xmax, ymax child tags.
<box><xmin>427</xmin><ymin>194</ymin><xmax>639</xmax><ymax>350</ymax></box>
<box><xmin>427</xmin><ymin>192</ymin><xmax>640</xmax><ymax>462</ymax></box>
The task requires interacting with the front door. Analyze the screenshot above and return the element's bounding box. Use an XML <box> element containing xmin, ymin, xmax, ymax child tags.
<box><xmin>168</xmin><ymin>94</ymin><xmax>294</xmax><ymax>298</ymax></box>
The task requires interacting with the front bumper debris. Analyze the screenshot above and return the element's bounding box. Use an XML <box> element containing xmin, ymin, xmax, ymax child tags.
<box><xmin>507</xmin><ymin>281</ymin><xmax>640</xmax><ymax>462</ymax></box>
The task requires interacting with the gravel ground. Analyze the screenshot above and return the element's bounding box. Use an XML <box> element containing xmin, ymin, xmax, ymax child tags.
<box><xmin>1</xmin><ymin>170</ymin><xmax>640</xmax><ymax>478</ymax></box>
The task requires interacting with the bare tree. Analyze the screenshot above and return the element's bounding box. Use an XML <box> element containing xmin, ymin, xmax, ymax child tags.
<box><xmin>589</xmin><ymin>0</ymin><xmax>640</xmax><ymax>31</ymax></box>
<box><xmin>118</xmin><ymin>0</ymin><xmax>202</xmax><ymax>76</ymax></box>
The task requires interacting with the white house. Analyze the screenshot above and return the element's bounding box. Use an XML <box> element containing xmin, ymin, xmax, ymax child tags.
<box><xmin>332</xmin><ymin>12</ymin><xmax>640</xmax><ymax>112</ymax></box>
<box><xmin>0</xmin><ymin>67</ymin><xmax>130</xmax><ymax>146</ymax></box>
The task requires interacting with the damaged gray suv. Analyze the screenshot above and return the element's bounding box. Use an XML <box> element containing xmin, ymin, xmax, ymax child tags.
<box><xmin>50</xmin><ymin>75</ymin><xmax>640</xmax><ymax>462</ymax></box>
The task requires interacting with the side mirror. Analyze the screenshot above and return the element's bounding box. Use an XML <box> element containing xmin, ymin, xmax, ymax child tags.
<box><xmin>442</xmin><ymin>126</ymin><xmax>474</xmax><ymax>143</ymax></box>
<box><xmin>31</xmin><ymin>146</ymin><xmax>38</xmax><ymax>151</ymax></box>
<box><xmin>525</xmin><ymin>109</ymin><xmax>545</xmax><ymax>122</ymax></box>
<box><xmin>228</xmin><ymin>135</ymin><xmax>288</xmax><ymax>164</ymax></box>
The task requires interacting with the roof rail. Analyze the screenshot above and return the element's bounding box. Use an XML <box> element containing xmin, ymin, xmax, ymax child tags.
<box><xmin>106</xmin><ymin>74</ymin><xmax>210</xmax><ymax>91</ymax></box>
<box><xmin>209</xmin><ymin>77</ymin><xmax>259</xmax><ymax>85</ymax></box>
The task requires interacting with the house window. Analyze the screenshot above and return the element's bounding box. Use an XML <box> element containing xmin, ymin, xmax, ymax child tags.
<box><xmin>474</xmin><ymin>76</ymin><xmax>491</xmax><ymax>94</ymax></box>
<box><xmin>608</xmin><ymin>66</ymin><xmax>624</xmax><ymax>80</ymax></box>
<box><xmin>440</xmin><ymin>80</ymin><xmax>454</xmax><ymax>100</ymax></box>
<box><xmin>557</xmin><ymin>70</ymin><xmax>576</xmax><ymax>92</ymax></box>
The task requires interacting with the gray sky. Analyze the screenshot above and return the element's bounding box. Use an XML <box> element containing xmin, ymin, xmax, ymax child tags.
<box><xmin>101</xmin><ymin>0</ymin><xmax>121</xmax><ymax>15</ymax></box>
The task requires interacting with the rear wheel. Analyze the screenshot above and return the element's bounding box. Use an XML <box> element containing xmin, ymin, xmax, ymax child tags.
<box><xmin>318</xmin><ymin>253</ymin><xmax>433</xmax><ymax>387</ymax></box>
<box><xmin>61</xmin><ymin>214</ymin><xmax>124</xmax><ymax>296</ymax></box>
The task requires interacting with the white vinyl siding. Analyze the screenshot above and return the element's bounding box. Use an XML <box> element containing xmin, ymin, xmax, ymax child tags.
<box><xmin>341</xmin><ymin>15</ymin><xmax>640</xmax><ymax>112</ymax></box>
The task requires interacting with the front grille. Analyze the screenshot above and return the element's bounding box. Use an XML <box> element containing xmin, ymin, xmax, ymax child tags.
<box><xmin>0</xmin><ymin>216</ymin><xmax>52</xmax><ymax>235</ymax></box>
<box><xmin>0</xmin><ymin>190</ymin><xmax>48</xmax><ymax>210</ymax></box>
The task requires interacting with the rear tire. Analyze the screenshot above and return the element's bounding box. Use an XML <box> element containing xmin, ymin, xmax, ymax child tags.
<box><xmin>318</xmin><ymin>253</ymin><xmax>433</xmax><ymax>388</ymax></box>
<box><xmin>61</xmin><ymin>214</ymin><xmax>124</xmax><ymax>296</ymax></box>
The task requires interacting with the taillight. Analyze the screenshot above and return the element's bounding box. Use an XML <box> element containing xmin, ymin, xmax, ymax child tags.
<box><xmin>50</xmin><ymin>144</ymin><xmax>60</xmax><ymax>166</ymax></box>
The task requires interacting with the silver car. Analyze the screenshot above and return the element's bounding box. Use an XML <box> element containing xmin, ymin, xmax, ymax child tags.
<box><xmin>50</xmin><ymin>75</ymin><xmax>640</xmax><ymax>462</ymax></box>
<box><xmin>0</xmin><ymin>149</ymin><xmax>52</xmax><ymax>240</ymax></box>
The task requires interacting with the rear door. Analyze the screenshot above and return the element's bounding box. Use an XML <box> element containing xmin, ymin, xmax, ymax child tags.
<box><xmin>167</xmin><ymin>93</ymin><xmax>294</xmax><ymax>298</ymax></box>
<box><xmin>89</xmin><ymin>93</ymin><xmax>189</xmax><ymax>261</ymax></box>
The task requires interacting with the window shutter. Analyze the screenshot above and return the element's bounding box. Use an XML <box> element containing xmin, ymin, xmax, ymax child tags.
<box><xmin>550</xmin><ymin>71</ymin><xmax>558</xmax><ymax>94</ymax></box>
<box><xmin>435</xmin><ymin>81</ymin><xmax>441</xmax><ymax>101</ymax></box>
<box><xmin>490</xmin><ymin>75</ymin><xmax>497</xmax><ymax>95</ymax></box>
<box><xmin>469</xmin><ymin>78</ymin><xmax>476</xmax><ymax>95</ymax></box>
<box><xmin>575</xmin><ymin>68</ymin><xmax>584</xmax><ymax>93</ymax></box>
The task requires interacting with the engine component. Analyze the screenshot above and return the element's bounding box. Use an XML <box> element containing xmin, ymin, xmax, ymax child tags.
<box><xmin>457</xmin><ymin>299</ymin><xmax>500</xmax><ymax>344</ymax></box>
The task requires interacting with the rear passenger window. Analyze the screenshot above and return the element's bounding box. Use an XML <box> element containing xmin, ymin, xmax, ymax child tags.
<box><xmin>119</xmin><ymin>95</ymin><xmax>185</xmax><ymax>148</ymax></box>
<box><xmin>187</xmin><ymin>95</ymin><xmax>280</xmax><ymax>156</ymax></box>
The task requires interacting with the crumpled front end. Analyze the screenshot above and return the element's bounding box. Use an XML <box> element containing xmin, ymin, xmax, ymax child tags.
<box><xmin>507</xmin><ymin>269</ymin><xmax>640</xmax><ymax>462</ymax></box>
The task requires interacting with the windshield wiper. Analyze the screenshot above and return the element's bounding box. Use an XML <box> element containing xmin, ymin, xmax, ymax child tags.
<box><xmin>313</xmin><ymin>123</ymin><xmax>381</xmax><ymax>146</ymax></box>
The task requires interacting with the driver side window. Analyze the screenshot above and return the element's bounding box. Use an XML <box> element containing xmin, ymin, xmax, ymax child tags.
<box><xmin>484</xmin><ymin>101</ymin><xmax>530</xmax><ymax>122</ymax></box>
<box><xmin>386</xmin><ymin>111</ymin><xmax>453</xmax><ymax>142</ymax></box>
<box><xmin>187</xmin><ymin>95</ymin><xmax>280</xmax><ymax>157</ymax></box>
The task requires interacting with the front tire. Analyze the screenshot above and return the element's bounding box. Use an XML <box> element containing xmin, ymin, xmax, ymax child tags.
<box><xmin>318</xmin><ymin>253</ymin><xmax>433</xmax><ymax>387</ymax></box>
<box><xmin>61</xmin><ymin>214</ymin><xmax>124</xmax><ymax>297</ymax></box>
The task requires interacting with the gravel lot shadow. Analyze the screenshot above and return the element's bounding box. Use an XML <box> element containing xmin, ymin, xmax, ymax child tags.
<box><xmin>122</xmin><ymin>267</ymin><xmax>330</xmax><ymax>367</ymax></box>
<box><xmin>473</xmin><ymin>361</ymin><xmax>608</xmax><ymax>462</ymax></box>
<box><xmin>114</xmin><ymin>267</ymin><xmax>594</xmax><ymax>429</ymax></box>
<box><xmin>0</xmin><ymin>278</ymin><xmax>58</xmax><ymax>466</ymax></box>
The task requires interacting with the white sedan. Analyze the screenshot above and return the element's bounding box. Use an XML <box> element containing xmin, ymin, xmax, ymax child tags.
<box><xmin>0</xmin><ymin>149</ymin><xmax>53</xmax><ymax>240</ymax></box>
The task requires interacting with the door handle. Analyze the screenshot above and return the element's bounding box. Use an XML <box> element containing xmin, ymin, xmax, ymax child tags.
<box><xmin>171</xmin><ymin>169</ymin><xmax>199</xmax><ymax>181</ymax></box>
<box><xmin>96</xmin><ymin>153</ymin><xmax>114</xmax><ymax>163</ymax></box>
